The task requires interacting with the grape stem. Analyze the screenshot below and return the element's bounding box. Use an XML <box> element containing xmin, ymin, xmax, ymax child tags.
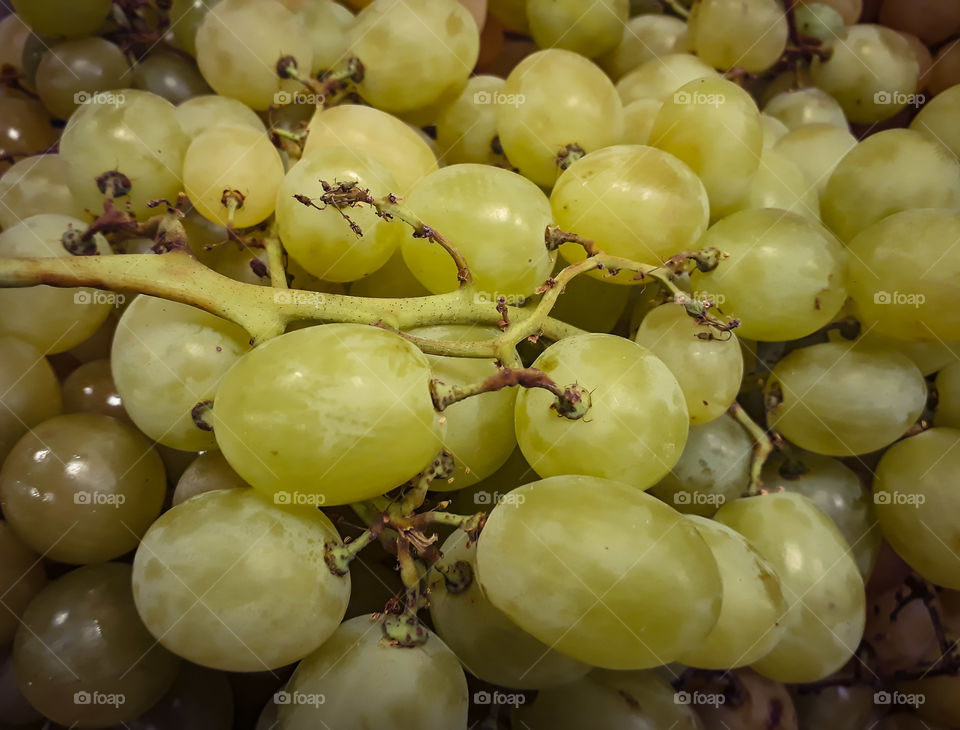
<box><xmin>261</xmin><ymin>231</ymin><xmax>288</xmax><ymax>289</ymax></box>
<box><xmin>660</xmin><ymin>0</ymin><xmax>690</xmax><ymax>19</ymax></box>
<box><xmin>729</xmin><ymin>402</ymin><xmax>775</xmax><ymax>495</ymax></box>
<box><xmin>430</xmin><ymin>368</ymin><xmax>592</xmax><ymax>420</ymax></box>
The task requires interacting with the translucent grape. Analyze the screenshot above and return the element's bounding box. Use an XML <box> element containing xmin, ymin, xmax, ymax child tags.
<box><xmin>294</xmin><ymin>0</ymin><xmax>353</xmax><ymax>74</ymax></box>
<box><xmin>526</xmin><ymin>0</ymin><xmax>629</xmax><ymax>58</ymax></box>
<box><xmin>760</xmin><ymin>113</ymin><xmax>790</xmax><ymax>149</ymax></box>
<box><xmin>616</xmin><ymin>53</ymin><xmax>719</xmax><ymax>105</ymax></box>
<box><xmin>169</xmin><ymin>0</ymin><xmax>220</xmax><ymax>56</ymax></box>
<box><xmin>689</xmin><ymin>0</ymin><xmax>788</xmax><ymax>72</ymax></box>
<box><xmin>620</xmin><ymin>98</ymin><xmax>663</xmax><ymax>145</ymax></box>
<box><xmin>435</xmin><ymin>75</ymin><xmax>508</xmax><ymax>166</ymax></box>
<box><xmin>175</xmin><ymin>94</ymin><xmax>265</xmax><ymax>137</ymax></box>
<box><xmin>35</xmin><ymin>38</ymin><xmax>130</xmax><ymax>120</ymax></box>
<box><xmin>598</xmin><ymin>14</ymin><xmax>690</xmax><ymax>81</ymax></box>
<box><xmin>910</xmin><ymin>83</ymin><xmax>960</xmax><ymax>161</ymax></box>
<box><xmin>800</xmin><ymin>0</ymin><xmax>861</xmax><ymax>25</ymax></box>
<box><xmin>131</xmin><ymin>50</ymin><xmax>212</xmax><ymax>105</ymax></box>
<box><xmin>773</xmin><ymin>123</ymin><xmax>857</xmax><ymax>199</ymax></box>
<box><xmin>172</xmin><ymin>450</ymin><xmax>249</xmax><ymax>506</ymax></box>
<box><xmin>0</xmin><ymin>97</ymin><xmax>58</xmax><ymax>174</ymax></box>
<box><xmin>0</xmin><ymin>154</ymin><xmax>84</xmax><ymax>229</ymax></box>
<box><xmin>0</xmin><ymin>337</ymin><xmax>61</xmax><ymax>464</ymax></box>
<box><xmin>12</xmin><ymin>0</ymin><xmax>112</xmax><ymax>38</ymax></box>
<box><xmin>719</xmin><ymin>149</ymin><xmax>820</xmax><ymax>220</ymax></box>
<box><xmin>763</xmin><ymin>87</ymin><xmax>849</xmax><ymax>130</ymax></box>
<box><xmin>0</xmin><ymin>521</ymin><xmax>46</xmax><ymax>646</ymax></box>
<box><xmin>60</xmin><ymin>360</ymin><xmax>127</xmax><ymax>424</ymax></box>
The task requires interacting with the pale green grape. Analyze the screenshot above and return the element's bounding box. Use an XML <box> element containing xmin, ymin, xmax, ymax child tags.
<box><xmin>435</xmin><ymin>75</ymin><xmax>507</xmax><ymax>165</ymax></box>
<box><xmin>873</xmin><ymin>428</ymin><xmax>960</xmax><ymax>589</ymax></box>
<box><xmin>763</xmin><ymin>87</ymin><xmax>849</xmax><ymax>131</ymax></box>
<box><xmin>547</xmin><ymin>259</ymin><xmax>631</xmax><ymax>333</ymax></box>
<box><xmin>765</xmin><ymin>342</ymin><xmax>926</xmax><ymax>456</ymax></box>
<box><xmin>0</xmin><ymin>337</ymin><xmax>61</xmax><ymax>465</ymax></box>
<box><xmin>12</xmin><ymin>0</ymin><xmax>111</xmax><ymax>38</ymax></box>
<box><xmin>0</xmin><ymin>154</ymin><xmax>84</xmax><ymax>230</ymax></box>
<box><xmin>526</xmin><ymin>0</ymin><xmax>629</xmax><ymax>58</ymax></box>
<box><xmin>60</xmin><ymin>89</ymin><xmax>189</xmax><ymax>219</ymax></box>
<box><xmin>497</xmin><ymin>49</ymin><xmax>624</xmax><ymax>187</ymax></box>
<box><xmin>821</xmin><ymin>129</ymin><xmax>960</xmax><ymax>243</ymax></box>
<box><xmin>0</xmin><ymin>214</ymin><xmax>112</xmax><ymax>353</ymax></box>
<box><xmin>911</xmin><ymin>84</ymin><xmax>960</xmax><ymax>160</ymax></box>
<box><xmin>132</xmin><ymin>489</ymin><xmax>349</xmax><ymax>670</ymax></box>
<box><xmin>620</xmin><ymin>98</ymin><xmax>663</xmax><ymax>145</ymax></box>
<box><xmin>516</xmin><ymin>333</ymin><xmax>689</xmax><ymax>490</ymax></box>
<box><xmin>796</xmin><ymin>1</ymin><xmax>847</xmax><ymax>47</ymax></box>
<box><xmin>689</xmin><ymin>0</ymin><xmax>788</xmax><ymax>72</ymax></box>
<box><xmin>348</xmin><ymin>0</ymin><xmax>479</xmax><ymax>113</ymax></box>
<box><xmin>278</xmin><ymin>614</ymin><xmax>468</xmax><ymax>729</ymax></box>
<box><xmin>847</xmin><ymin>209</ymin><xmax>960</xmax><ymax>341</ymax></box>
<box><xmin>598</xmin><ymin>14</ymin><xmax>690</xmax><ymax>81</ymax></box>
<box><xmin>131</xmin><ymin>50</ymin><xmax>213</xmax><ymax>105</ymax></box>
<box><xmin>634</xmin><ymin>303</ymin><xmax>743</xmax><ymax>423</ymax></box>
<box><xmin>295</xmin><ymin>0</ymin><xmax>353</xmax><ymax>74</ymax></box>
<box><xmin>719</xmin><ymin>149</ymin><xmax>820</xmax><ymax>220</ymax></box>
<box><xmin>348</xmin><ymin>249</ymin><xmax>430</xmax><ymax>298</ymax></box>
<box><xmin>196</xmin><ymin>0</ymin><xmax>312</xmax><ymax>110</ymax></box>
<box><xmin>760</xmin><ymin>113</ymin><xmax>790</xmax><ymax>150</ymax></box>
<box><xmin>689</xmin><ymin>209</ymin><xmax>847</xmax><ymax>342</ymax></box>
<box><xmin>176</xmin><ymin>95</ymin><xmax>265</xmax><ymax>137</ymax></box>
<box><xmin>170</xmin><ymin>0</ymin><xmax>220</xmax><ymax>56</ymax></box>
<box><xmin>616</xmin><ymin>53</ymin><xmax>719</xmax><ymax>104</ymax></box>
<box><xmin>801</xmin><ymin>0</ymin><xmax>861</xmax><ymax>25</ymax></box>
<box><xmin>428</xmin><ymin>531</ymin><xmax>589</xmax><ymax>687</ymax></box>
<box><xmin>650</xmin><ymin>77</ymin><xmax>763</xmax><ymax>212</ymax></box>
<box><xmin>773</xmin><ymin>123</ymin><xmax>857</xmax><ymax>199</ymax></box>
<box><xmin>111</xmin><ymin>295</ymin><xmax>252</xmax><ymax>451</ymax></box>
<box><xmin>0</xmin><ymin>98</ymin><xmax>57</xmax><ymax>174</ymax></box>
<box><xmin>36</xmin><ymin>38</ymin><xmax>130</xmax><ymax>120</ymax></box>
<box><xmin>303</xmin><ymin>104</ymin><xmax>438</xmax><ymax>196</ymax></box>
<box><xmin>552</xmin><ymin>145</ymin><xmax>709</xmax><ymax>279</ymax></box>
<box><xmin>0</xmin><ymin>521</ymin><xmax>47</xmax><ymax>646</ymax></box>
<box><xmin>403</xmin><ymin>164</ymin><xmax>554</xmax><ymax>296</ymax></box>
<box><xmin>715</xmin><ymin>492</ymin><xmax>866</xmax><ymax>682</ymax></box>
<box><xmin>476</xmin><ymin>475</ymin><xmax>721</xmax><ymax>668</ymax></box>
<box><xmin>810</xmin><ymin>24</ymin><xmax>919</xmax><ymax>123</ymax></box>
<box><xmin>214</xmin><ymin>324</ymin><xmax>443</xmax><ymax>505</ymax></box>
<box><xmin>172</xmin><ymin>450</ymin><xmax>249</xmax><ymax>506</ymax></box>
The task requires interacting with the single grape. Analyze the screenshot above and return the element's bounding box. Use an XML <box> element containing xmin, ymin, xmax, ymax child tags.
<box><xmin>526</xmin><ymin>0</ymin><xmax>629</xmax><ymax>58</ymax></box>
<box><xmin>800</xmin><ymin>0</ymin><xmax>861</xmax><ymax>24</ymax></box>
<box><xmin>616</xmin><ymin>53</ymin><xmax>719</xmax><ymax>105</ymax></box>
<box><xmin>0</xmin><ymin>97</ymin><xmax>58</xmax><ymax>174</ymax></box>
<box><xmin>760</xmin><ymin>113</ymin><xmax>790</xmax><ymax>149</ymax></box>
<box><xmin>796</xmin><ymin>1</ymin><xmax>848</xmax><ymax>47</ymax></box>
<box><xmin>12</xmin><ymin>0</ymin><xmax>112</xmax><ymax>38</ymax></box>
<box><xmin>910</xmin><ymin>84</ymin><xmax>960</xmax><ymax>162</ymax></box>
<box><xmin>435</xmin><ymin>75</ymin><xmax>508</xmax><ymax>166</ymax></box>
<box><xmin>620</xmin><ymin>98</ymin><xmax>663</xmax><ymax>145</ymax></box>
<box><xmin>169</xmin><ymin>0</ymin><xmax>221</xmax><ymax>56</ymax></box>
<box><xmin>0</xmin><ymin>154</ymin><xmax>84</xmax><ymax>229</ymax></box>
<box><xmin>773</xmin><ymin>123</ymin><xmax>857</xmax><ymax>199</ymax></box>
<box><xmin>35</xmin><ymin>37</ymin><xmax>130</xmax><ymax>120</ymax></box>
<box><xmin>598</xmin><ymin>14</ymin><xmax>690</xmax><ymax>81</ymax></box>
<box><xmin>764</xmin><ymin>87</ymin><xmax>849</xmax><ymax>130</ymax></box>
<box><xmin>901</xmin><ymin>30</ymin><xmax>934</xmax><ymax>81</ymax></box>
<box><xmin>175</xmin><ymin>94</ymin><xmax>265</xmax><ymax>137</ymax></box>
<box><xmin>293</xmin><ymin>0</ymin><xmax>353</xmax><ymax>74</ymax></box>
<box><xmin>172</xmin><ymin>450</ymin><xmax>249</xmax><ymax>506</ymax></box>
<box><xmin>0</xmin><ymin>521</ymin><xmax>46</xmax><ymax>646</ymax></box>
<box><xmin>689</xmin><ymin>0</ymin><xmax>788</xmax><ymax>72</ymax></box>
<box><xmin>718</xmin><ymin>149</ymin><xmax>820</xmax><ymax>220</ymax></box>
<box><xmin>131</xmin><ymin>50</ymin><xmax>212</xmax><ymax>105</ymax></box>
<box><xmin>0</xmin><ymin>337</ymin><xmax>61</xmax><ymax>464</ymax></box>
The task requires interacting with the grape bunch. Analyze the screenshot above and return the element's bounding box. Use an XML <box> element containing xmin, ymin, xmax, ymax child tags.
<box><xmin>0</xmin><ymin>0</ymin><xmax>960</xmax><ymax>728</ymax></box>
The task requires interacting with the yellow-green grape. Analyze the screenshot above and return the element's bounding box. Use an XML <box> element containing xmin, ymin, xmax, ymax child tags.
<box><xmin>214</xmin><ymin>324</ymin><xmax>443</xmax><ymax>505</ymax></box>
<box><xmin>488</xmin><ymin>0</ymin><xmax>528</xmax><ymax>32</ymax></box>
<box><xmin>295</xmin><ymin>0</ymin><xmax>353</xmax><ymax>74</ymax></box>
<box><xmin>348</xmin><ymin>249</ymin><xmax>430</xmax><ymax>298</ymax></box>
<box><xmin>195</xmin><ymin>0</ymin><xmax>311</xmax><ymax>110</ymax></box>
<box><xmin>937</xmin><ymin>362</ymin><xmax>960</xmax><ymax>427</ymax></box>
<box><xmin>60</xmin><ymin>89</ymin><xmax>189</xmax><ymax>219</ymax></box>
<box><xmin>409</xmin><ymin>325</ymin><xmax>516</xmax><ymax>489</ymax></box>
<box><xmin>763</xmin><ymin>87</ymin><xmax>849</xmax><ymax>131</ymax></box>
<box><xmin>513</xmin><ymin>669</ymin><xmax>702</xmax><ymax>729</ymax></box>
<box><xmin>497</xmin><ymin>49</ymin><xmax>624</xmax><ymax>187</ymax></box>
<box><xmin>0</xmin><ymin>214</ymin><xmax>112</xmax><ymax>353</ymax></box>
<box><xmin>598</xmin><ymin>14</ymin><xmax>690</xmax><ymax>81</ymax></box>
<box><xmin>796</xmin><ymin>1</ymin><xmax>847</xmax><ymax>48</ymax></box>
<box><xmin>634</xmin><ymin>303</ymin><xmax>743</xmax><ymax>424</ymax></box>
<box><xmin>773</xmin><ymin>123</ymin><xmax>857</xmax><ymax>199</ymax></box>
<box><xmin>760</xmin><ymin>113</ymin><xmax>790</xmax><ymax>149</ymax></box>
<box><xmin>427</xmin><ymin>531</ymin><xmax>590</xmax><ymax>688</ymax></box>
<box><xmin>678</xmin><ymin>516</ymin><xmax>788</xmax><ymax>669</ymax></box>
<box><xmin>821</xmin><ymin>129</ymin><xmax>960</xmax><ymax>243</ymax></box>
<box><xmin>616</xmin><ymin>53</ymin><xmax>719</xmax><ymax>104</ymax></box>
<box><xmin>348</xmin><ymin>0</ymin><xmax>479</xmax><ymax>113</ymax></box>
<box><xmin>403</xmin><ymin>164</ymin><xmax>554</xmax><ymax>296</ymax></box>
<box><xmin>13</xmin><ymin>563</ymin><xmax>180</xmax><ymax>728</ymax></box>
<box><xmin>0</xmin><ymin>521</ymin><xmax>46</xmax><ymax>645</ymax></box>
<box><xmin>765</xmin><ymin>342</ymin><xmax>926</xmax><ymax>456</ymax></box>
<box><xmin>810</xmin><ymin>24</ymin><xmax>919</xmax><ymax>123</ymax></box>
<box><xmin>847</xmin><ymin>209</ymin><xmax>960</xmax><ymax>341</ymax></box>
<box><xmin>130</xmin><ymin>50</ymin><xmax>213</xmax><ymax>106</ymax></box>
<box><xmin>183</xmin><ymin>125</ymin><xmax>284</xmax><ymax>228</ymax></box>
<box><xmin>719</xmin><ymin>149</ymin><xmax>820</xmax><ymax>219</ymax></box>
<box><xmin>763</xmin><ymin>450</ymin><xmax>880</xmax><ymax>579</ymax></box>
<box><xmin>35</xmin><ymin>38</ymin><xmax>130</xmax><ymax>120</ymax></box>
<box><xmin>688</xmin><ymin>0</ymin><xmax>788</xmax><ymax>72</ymax></box>
<box><xmin>620</xmin><ymin>98</ymin><xmax>663</xmax><ymax>145</ymax></box>
<box><xmin>279</xmin><ymin>614</ymin><xmax>468</xmax><ymax>729</ymax></box>
<box><xmin>132</xmin><ymin>489</ymin><xmax>349</xmax><ymax>671</ymax></box>
<box><xmin>516</xmin><ymin>334</ymin><xmax>689</xmax><ymax>489</ymax></box>
<box><xmin>435</xmin><ymin>75</ymin><xmax>507</xmax><ymax>165</ymax></box>
<box><xmin>170</xmin><ymin>0</ymin><xmax>220</xmax><ymax>56</ymax></box>
<box><xmin>689</xmin><ymin>209</ymin><xmax>847</xmax><ymax>342</ymax></box>
<box><xmin>0</xmin><ymin>337</ymin><xmax>61</xmax><ymax>465</ymax></box>
<box><xmin>650</xmin><ymin>77</ymin><xmax>763</xmax><ymax>212</ymax></box>
<box><xmin>172</xmin><ymin>450</ymin><xmax>249</xmax><ymax>506</ymax></box>
<box><xmin>548</xmin><ymin>260</ymin><xmax>631</xmax><ymax>333</ymax></box>
<box><xmin>649</xmin><ymin>413</ymin><xmax>751</xmax><ymax>516</ymax></box>
<box><xmin>476</xmin><ymin>475</ymin><xmax>722</xmax><ymax>668</ymax></box>
<box><xmin>303</xmin><ymin>104</ymin><xmax>438</xmax><ymax>196</ymax></box>
<box><xmin>715</xmin><ymin>492</ymin><xmax>865</xmax><ymax>682</ymax></box>
<box><xmin>526</xmin><ymin>0</ymin><xmax>629</xmax><ymax>58</ymax></box>
<box><xmin>111</xmin><ymin>295</ymin><xmax>252</xmax><ymax>451</ymax></box>
<box><xmin>552</xmin><ymin>145</ymin><xmax>709</xmax><ymax>281</ymax></box>
<box><xmin>0</xmin><ymin>154</ymin><xmax>84</xmax><ymax>229</ymax></box>
<box><xmin>911</xmin><ymin>84</ymin><xmax>960</xmax><ymax>160</ymax></box>
<box><xmin>12</xmin><ymin>0</ymin><xmax>111</xmax><ymax>38</ymax></box>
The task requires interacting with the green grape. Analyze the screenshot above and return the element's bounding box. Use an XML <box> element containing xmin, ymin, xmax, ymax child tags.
<box><xmin>552</xmin><ymin>145</ymin><xmax>709</xmax><ymax>279</ymax></box>
<box><xmin>169</xmin><ymin>0</ymin><xmax>221</xmax><ymax>56</ymax></box>
<box><xmin>547</xmin><ymin>259</ymin><xmax>631</xmax><ymax>333</ymax></box>
<box><xmin>60</xmin><ymin>89</ymin><xmax>189</xmax><ymax>219</ymax></box>
<box><xmin>113</xmin><ymin>662</ymin><xmax>234</xmax><ymax>730</ymax></box>
<box><xmin>12</xmin><ymin>0</ymin><xmax>111</xmax><ymax>38</ymax></box>
<box><xmin>131</xmin><ymin>50</ymin><xmax>212</xmax><ymax>105</ymax></box>
<box><xmin>403</xmin><ymin>164</ymin><xmax>555</xmax><ymax>296</ymax></box>
<box><xmin>214</xmin><ymin>324</ymin><xmax>443</xmax><ymax>505</ymax></box>
<box><xmin>111</xmin><ymin>295</ymin><xmax>252</xmax><ymax>451</ymax></box>
<box><xmin>435</xmin><ymin>76</ymin><xmax>508</xmax><ymax>166</ymax></box>
<box><xmin>526</xmin><ymin>0</ymin><xmax>629</xmax><ymax>58</ymax></box>
<box><xmin>799</xmin><ymin>0</ymin><xmax>860</xmax><ymax>25</ymax></box>
<box><xmin>795</xmin><ymin>1</ymin><xmax>847</xmax><ymax>46</ymax></box>
<box><xmin>175</xmin><ymin>95</ymin><xmax>265</xmax><ymax>137</ymax></box>
<box><xmin>763</xmin><ymin>450</ymin><xmax>880</xmax><ymax>579</ymax></box>
<box><xmin>620</xmin><ymin>98</ymin><xmax>663</xmax><ymax>145</ymax></box>
<box><xmin>763</xmin><ymin>87</ymin><xmax>849</xmax><ymax>130</ymax></box>
<box><xmin>428</xmin><ymin>531</ymin><xmax>589</xmax><ymax>688</ymax></box>
<box><xmin>634</xmin><ymin>303</ymin><xmax>743</xmax><ymax>423</ymax></box>
<box><xmin>132</xmin><ymin>489</ymin><xmax>349</xmax><ymax>671</ymax></box>
<box><xmin>292</xmin><ymin>0</ymin><xmax>353</xmax><ymax>74</ymax></box>
<box><xmin>689</xmin><ymin>0</ymin><xmax>788</xmax><ymax>72</ymax></box>
<box><xmin>0</xmin><ymin>413</ymin><xmax>166</xmax><ymax>564</ymax></box>
<box><xmin>911</xmin><ymin>84</ymin><xmax>960</xmax><ymax>161</ymax></box>
<box><xmin>0</xmin><ymin>97</ymin><xmax>58</xmax><ymax>175</ymax></box>
<box><xmin>715</xmin><ymin>492</ymin><xmax>866</xmax><ymax>683</ymax></box>
<box><xmin>689</xmin><ymin>209</ymin><xmax>847</xmax><ymax>342</ymax></box>
<box><xmin>0</xmin><ymin>214</ymin><xmax>112</xmax><ymax>353</ymax></box>
<box><xmin>0</xmin><ymin>154</ymin><xmax>84</xmax><ymax>230</ymax></box>
<box><xmin>278</xmin><ymin>614</ymin><xmax>468</xmax><ymax>729</ymax></box>
<box><xmin>476</xmin><ymin>475</ymin><xmax>722</xmax><ymax>668</ymax></box>
<box><xmin>13</xmin><ymin>563</ymin><xmax>180</xmax><ymax>728</ymax></box>
<box><xmin>760</xmin><ymin>113</ymin><xmax>790</xmax><ymax>150</ymax></box>
<box><xmin>873</xmin><ymin>428</ymin><xmax>960</xmax><ymax>589</ymax></box>
<box><xmin>821</xmin><ymin>129</ymin><xmax>960</xmax><ymax>243</ymax></box>
<box><xmin>718</xmin><ymin>149</ymin><xmax>820</xmax><ymax>220</ymax></box>
<box><xmin>497</xmin><ymin>49</ymin><xmax>624</xmax><ymax>187</ymax></box>
<box><xmin>0</xmin><ymin>337</ymin><xmax>61</xmax><ymax>464</ymax></box>
<box><xmin>847</xmin><ymin>209</ymin><xmax>960</xmax><ymax>341</ymax></box>
<box><xmin>839</xmin><ymin>327</ymin><xmax>960</xmax><ymax>376</ymax></box>
<box><xmin>650</xmin><ymin>77</ymin><xmax>763</xmax><ymax>212</ymax></box>
<box><xmin>516</xmin><ymin>333</ymin><xmax>689</xmax><ymax>489</ymax></box>
<box><xmin>348</xmin><ymin>0</ymin><xmax>479</xmax><ymax>113</ymax></box>
<box><xmin>276</xmin><ymin>147</ymin><xmax>404</xmax><ymax>282</ymax></box>
<box><xmin>773</xmin><ymin>123</ymin><xmax>857</xmax><ymax>199</ymax></box>
<box><xmin>678</xmin><ymin>516</ymin><xmax>788</xmax><ymax>669</ymax></box>
<box><xmin>766</xmin><ymin>342</ymin><xmax>926</xmax><ymax>456</ymax></box>
<box><xmin>302</xmin><ymin>104</ymin><xmax>438</xmax><ymax>196</ymax></box>
<box><xmin>35</xmin><ymin>38</ymin><xmax>130</xmax><ymax>120</ymax></box>
<box><xmin>348</xmin><ymin>250</ymin><xmax>430</xmax><ymax>299</ymax></box>
<box><xmin>810</xmin><ymin>24</ymin><xmax>919</xmax><ymax>123</ymax></box>
<box><xmin>172</xmin><ymin>450</ymin><xmax>249</xmax><ymax>506</ymax></box>
<box><xmin>649</xmin><ymin>413</ymin><xmax>752</xmax><ymax>516</ymax></box>
<box><xmin>61</xmin><ymin>358</ymin><xmax>130</xmax><ymax>423</ymax></box>
<box><xmin>598</xmin><ymin>14</ymin><xmax>690</xmax><ymax>81</ymax></box>
<box><xmin>616</xmin><ymin>53</ymin><xmax>719</xmax><ymax>105</ymax></box>
<box><xmin>0</xmin><ymin>521</ymin><xmax>46</xmax><ymax>646</ymax></box>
